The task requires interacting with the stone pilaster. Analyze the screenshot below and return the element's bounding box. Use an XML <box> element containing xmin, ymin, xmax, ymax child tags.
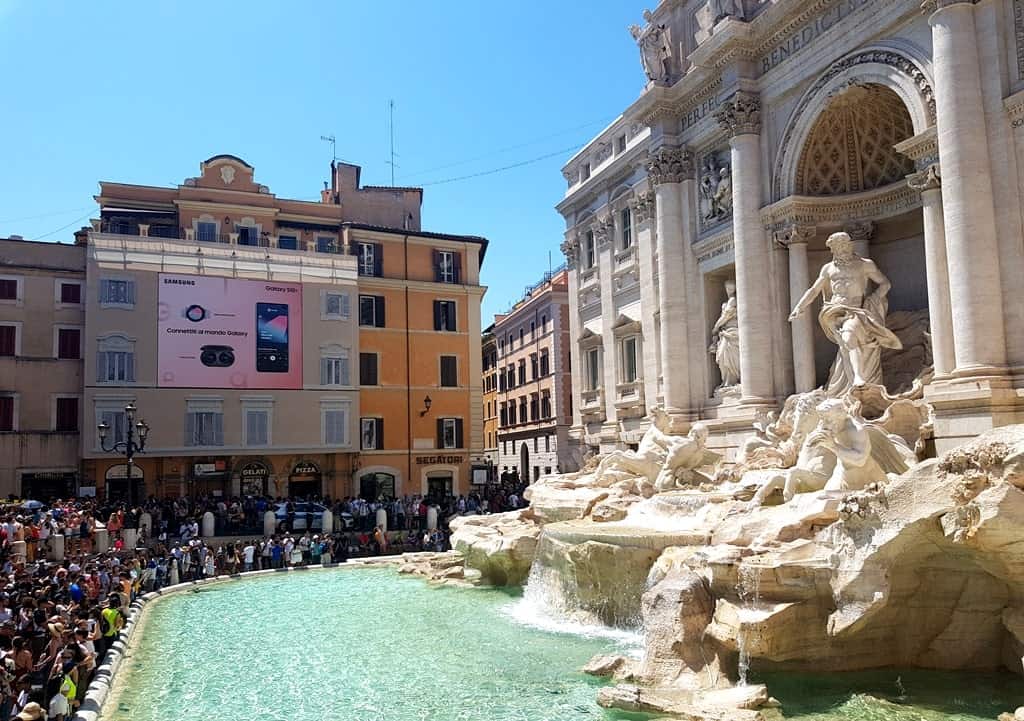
<box><xmin>716</xmin><ymin>91</ymin><xmax>775</xmax><ymax>403</ymax></box>
<box><xmin>562</xmin><ymin>234</ymin><xmax>584</xmax><ymax>434</ymax></box>
<box><xmin>633</xmin><ymin>192</ymin><xmax>662</xmax><ymax>413</ymax></box>
<box><xmin>595</xmin><ymin>218</ymin><xmax>619</xmax><ymax>424</ymax></box>
<box><xmin>928</xmin><ymin>0</ymin><xmax>1007</xmax><ymax>375</ymax></box>
<box><xmin>648</xmin><ymin>145</ymin><xmax>695</xmax><ymax>416</ymax></box>
<box><xmin>777</xmin><ymin>224</ymin><xmax>817</xmax><ymax>393</ymax></box>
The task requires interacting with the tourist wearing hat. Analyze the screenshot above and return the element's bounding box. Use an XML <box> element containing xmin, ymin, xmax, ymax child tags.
<box><xmin>15</xmin><ymin>701</ymin><xmax>43</xmax><ymax>720</ymax></box>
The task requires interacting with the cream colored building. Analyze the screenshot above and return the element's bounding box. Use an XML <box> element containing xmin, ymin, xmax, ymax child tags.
<box><xmin>0</xmin><ymin>237</ymin><xmax>85</xmax><ymax>498</ymax></box>
<box><xmin>494</xmin><ymin>268</ymin><xmax>575</xmax><ymax>480</ymax></box>
<box><xmin>560</xmin><ymin>0</ymin><xmax>1024</xmax><ymax>456</ymax></box>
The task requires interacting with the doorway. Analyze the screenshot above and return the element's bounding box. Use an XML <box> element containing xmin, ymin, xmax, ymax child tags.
<box><xmin>520</xmin><ymin>442</ymin><xmax>530</xmax><ymax>483</ymax></box>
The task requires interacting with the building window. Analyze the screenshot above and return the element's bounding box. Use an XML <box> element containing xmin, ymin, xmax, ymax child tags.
<box><xmin>621</xmin><ymin>208</ymin><xmax>632</xmax><ymax>249</ymax></box>
<box><xmin>584</xmin><ymin>231</ymin><xmax>595</xmax><ymax>269</ymax></box>
<box><xmin>533</xmin><ymin>436</ymin><xmax>539</xmax><ymax>453</ymax></box>
<box><xmin>545</xmin><ymin>434</ymin><xmax>551</xmax><ymax>452</ymax></box>
<box><xmin>616</xmin><ymin>134</ymin><xmax>627</xmax><ymax>153</ymax></box>
<box><xmin>620</xmin><ymin>336</ymin><xmax>639</xmax><ymax>384</ymax></box>
<box><xmin>0</xmin><ymin>324</ymin><xmax>18</xmax><ymax>357</ymax></box>
<box><xmin>0</xmin><ymin>277</ymin><xmax>20</xmax><ymax>302</ymax></box>
<box><xmin>244</xmin><ymin>409</ymin><xmax>270</xmax><ymax>447</ymax></box>
<box><xmin>533</xmin><ymin>466</ymin><xmax>540</xmax><ymax>482</ymax></box>
<box><xmin>237</xmin><ymin>225</ymin><xmax>261</xmax><ymax>246</ymax></box>
<box><xmin>519</xmin><ymin>397</ymin><xmax>527</xmax><ymax>423</ymax></box>
<box><xmin>322</xmin><ymin>402</ymin><xmax>350</xmax><ymax>446</ymax></box>
<box><xmin>440</xmin><ymin>355</ymin><xmax>458</xmax><ymax>388</ymax></box>
<box><xmin>586</xmin><ymin>347</ymin><xmax>601</xmax><ymax>391</ymax></box>
<box><xmin>434</xmin><ymin>300</ymin><xmax>457</xmax><ymax>332</ymax></box>
<box><xmin>97</xmin><ymin>335</ymin><xmax>135</xmax><ymax>383</ymax></box>
<box><xmin>509</xmin><ymin>402</ymin><xmax>517</xmax><ymax>424</ymax></box>
<box><xmin>581</xmin><ymin>163</ymin><xmax>591</xmax><ymax>181</ymax></box>
<box><xmin>530</xmin><ymin>353</ymin><xmax>538</xmax><ymax>380</ymax></box>
<box><xmin>322</xmin><ymin>291</ymin><xmax>350</xmax><ymax>320</ymax></box>
<box><xmin>99</xmin><ymin>278</ymin><xmax>135</xmax><ymax>307</ymax></box>
<box><xmin>435</xmin><ymin>250</ymin><xmax>460</xmax><ymax>284</ymax></box>
<box><xmin>519</xmin><ymin>328</ymin><xmax>524</xmax><ymax>345</ymax></box>
<box><xmin>277</xmin><ymin>234</ymin><xmax>298</xmax><ymax>250</ymax></box>
<box><xmin>517</xmin><ymin>359</ymin><xmax>526</xmax><ymax>386</ymax></box>
<box><xmin>54</xmin><ymin>397</ymin><xmax>77</xmax><ymax>430</ymax></box>
<box><xmin>357</xmin><ymin>242</ymin><xmax>382</xmax><ymax>277</ymax></box>
<box><xmin>316</xmin><ymin>235</ymin><xmax>336</xmax><ymax>253</ymax></box>
<box><xmin>530</xmin><ymin>394</ymin><xmax>539</xmax><ymax>421</ymax></box>
<box><xmin>499</xmin><ymin>403</ymin><xmax>508</xmax><ymax>427</ymax></box>
<box><xmin>57</xmin><ymin>328</ymin><xmax>81</xmax><ymax>360</ymax></box>
<box><xmin>196</xmin><ymin>222</ymin><xmax>218</xmax><ymax>242</ymax></box>
<box><xmin>97</xmin><ymin>407</ymin><xmax>127</xmax><ymax>445</ymax></box>
<box><xmin>360</xmin><ymin>417</ymin><xmax>384</xmax><ymax>450</ymax></box>
<box><xmin>359</xmin><ymin>353</ymin><xmax>379</xmax><ymax>386</ymax></box>
<box><xmin>186</xmin><ymin>404</ymin><xmax>224</xmax><ymax>447</ymax></box>
<box><xmin>539</xmin><ymin>349</ymin><xmax>550</xmax><ymax>377</ymax></box>
<box><xmin>320</xmin><ymin>346</ymin><xmax>350</xmax><ymax>386</ymax></box>
<box><xmin>0</xmin><ymin>395</ymin><xmax>14</xmax><ymax>432</ymax></box>
<box><xmin>530</xmin><ymin>321</ymin><xmax>535</xmax><ymax>338</ymax></box>
<box><xmin>541</xmin><ymin>314</ymin><xmax>547</xmax><ymax>332</ymax></box>
<box><xmin>59</xmin><ymin>282</ymin><xmax>82</xmax><ymax>305</ymax></box>
<box><xmin>437</xmin><ymin>418</ymin><xmax>462</xmax><ymax>449</ymax></box>
<box><xmin>541</xmin><ymin>392</ymin><xmax>552</xmax><ymax>419</ymax></box>
<box><xmin>359</xmin><ymin>295</ymin><xmax>386</xmax><ymax>327</ymax></box>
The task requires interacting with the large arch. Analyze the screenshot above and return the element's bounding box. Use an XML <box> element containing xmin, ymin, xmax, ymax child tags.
<box><xmin>773</xmin><ymin>46</ymin><xmax>936</xmax><ymax>200</ymax></box>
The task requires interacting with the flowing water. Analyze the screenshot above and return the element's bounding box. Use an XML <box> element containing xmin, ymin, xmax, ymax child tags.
<box><xmin>105</xmin><ymin>567</ymin><xmax>634</xmax><ymax>721</ymax></box>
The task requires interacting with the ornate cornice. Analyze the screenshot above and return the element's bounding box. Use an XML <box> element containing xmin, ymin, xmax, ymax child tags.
<box><xmin>894</xmin><ymin>126</ymin><xmax>939</xmax><ymax>170</ymax></box>
<box><xmin>646</xmin><ymin>146</ymin><xmax>694</xmax><ymax>186</ymax></box>
<box><xmin>715</xmin><ymin>91</ymin><xmax>761</xmax><ymax>137</ymax></box>
<box><xmin>920</xmin><ymin>0</ymin><xmax>978</xmax><ymax>13</ymax></box>
<box><xmin>761</xmin><ymin>181</ymin><xmax>921</xmax><ymax>227</ymax></box>
<box><xmin>633</xmin><ymin>191</ymin><xmax>657</xmax><ymax>225</ymax></box>
<box><xmin>774</xmin><ymin>223</ymin><xmax>816</xmax><ymax>248</ymax></box>
<box><xmin>906</xmin><ymin>163</ymin><xmax>941</xmax><ymax>192</ymax></box>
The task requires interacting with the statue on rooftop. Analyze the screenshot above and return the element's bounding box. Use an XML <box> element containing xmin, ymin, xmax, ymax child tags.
<box><xmin>630</xmin><ymin>10</ymin><xmax>673</xmax><ymax>84</ymax></box>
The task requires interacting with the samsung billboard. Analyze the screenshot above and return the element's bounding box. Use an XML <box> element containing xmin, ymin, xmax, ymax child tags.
<box><xmin>157</xmin><ymin>273</ymin><xmax>303</xmax><ymax>389</ymax></box>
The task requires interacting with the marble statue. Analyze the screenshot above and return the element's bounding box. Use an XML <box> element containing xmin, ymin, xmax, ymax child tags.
<box><xmin>710</xmin><ymin>0</ymin><xmax>746</xmax><ymax>24</ymax></box>
<box><xmin>700</xmin><ymin>160</ymin><xmax>732</xmax><ymax>223</ymax></box>
<box><xmin>789</xmin><ymin>231</ymin><xmax>902</xmax><ymax>395</ymax></box>
<box><xmin>747</xmin><ymin>396</ymin><xmax>914</xmax><ymax>507</ymax></box>
<box><xmin>653</xmin><ymin>423</ymin><xmax>720</xmax><ymax>491</ymax></box>
<box><xmin>629</xmin><ymin>10</ymin><xmax>672</xmax><ymax>84</ymax></box>
<box><xmin>699</xmin><ymin>157</ymin><xmax>718</xmax><ymax>220</ymax></box>
<box><xmin>709</xmin><ymin>279</ymin><xmax>740</xmax><ymax>390</ymax></box>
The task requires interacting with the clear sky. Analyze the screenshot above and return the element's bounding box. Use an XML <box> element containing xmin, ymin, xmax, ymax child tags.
<box><xmin>0</xmin><ymin>1</ymin><xmax>645</xmax><ymax>321</ymax></box>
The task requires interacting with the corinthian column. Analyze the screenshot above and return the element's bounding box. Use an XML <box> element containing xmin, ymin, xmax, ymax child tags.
<box><xmin>927</xmin><ymin>0</ymin><xmax>1007</xmax><ymax>374</ymax></box>
<box><xmin>907</xmin><ymin>164</ymin><xmax>955</xmax><ymax>377</ymax></box>
<box><xmin>648</xmin><ymin>145</ymin><xmax>694</xmax><ymax>415</ymax></box>
<box><xmin>560</xmin><ymin>234</ymin><xmax>584</xmax><ymax>431</ymax></box>
<box><xmin>778</xmin><ymin>224</ymin><xmax>817</xmax><ymax>393</ymax></box>
<box><xmin>716</xmin><ymin>91</ymin><xmax>774</xmax><ymax>403</ymax></box>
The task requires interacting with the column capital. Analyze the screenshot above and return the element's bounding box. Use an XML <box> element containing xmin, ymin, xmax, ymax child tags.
<box><xmin>844</xmin><ymin>220</ymin><xmax>875</xmax><ymax>242</ymax></box>
<box><xmin>592</xmin><ymin>213</ymin><xmax>615</xmax><ymax>248</ymax></box>
<box><xmin>560</xmin><ymin>235</ymin><xmax>580</xmax><ymax>269</ymax></box>
<box><xmin>646</xmin><ymin>146</ymin><xmax>694</xmax><ymax>186</ymax></box>
<box><xmin>774</xmin><ymin>223</ymin><xmax>816</xmax><ymax>248</ymax></box>
<box><xmin>633</xmin><ymin>190</ymin><xmax>657</xmax><ymax>225</ymax></box>
<box><xmin>907</xmin><ymin>163</ymin><xmax>942</xmax><ymax>192</ymax></box>
<box><xmin>921</xmin><ymin>0</ymin><xmax>977</xmax><ymax>14</ymax></box>
<box><xmin>715</xmin><ymin>90</ymin><xmax>761</xmax><ymax>137</ymax></box>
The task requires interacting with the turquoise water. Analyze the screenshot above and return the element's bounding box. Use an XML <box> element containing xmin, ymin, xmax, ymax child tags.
<box><xmin>760</xmin><ymin>668</ymin><xmax>1024</xmax><ymax>720</ymax></box>
<box><xmin>107</xmin><ymin>568</ymin><xmax>633</xmax><ymax>721</ymax></box>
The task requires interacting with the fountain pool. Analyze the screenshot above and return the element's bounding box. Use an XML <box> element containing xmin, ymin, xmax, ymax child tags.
<box><xmin>103</xmin><ymin>567</ymin><xmax>635</xmax><ymax>721</ymax></box>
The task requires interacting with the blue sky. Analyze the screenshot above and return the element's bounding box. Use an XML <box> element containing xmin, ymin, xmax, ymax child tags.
<box><xmin>0</xmin><ymin>1</ymin><xmax>644</xmax><ymax>321</ymax></box>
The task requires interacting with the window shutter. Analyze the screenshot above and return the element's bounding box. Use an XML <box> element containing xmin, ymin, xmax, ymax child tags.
<box><xmin>455</xmin><ymin>419</ymin><xmax>464</xmax><ymax>449</ymax></box>
<box><xmin>127</xmin><ymin>281</ymin><xmax>136</xmax><ymax>305</ymax></box>
<box><xmin>320</xmin><ymin>358</ymin><xmax>329</xmax><ymax>385</ymax></box>
<box><xmin>126</xmin><ymin>352</ymin><xmax>135</xmax><ymax>382</ymax></box>
<box><xmin>214</xmin><ymin>413</ymin><xmax>224</xmax><ymax>446</ymax></box>
<box><xmin>340</xmin><ymin>293</ymin><xmax>350</xmax><ymax>318</ymax></box>
<box><xmin>374</xmin><ymin>296</ymin><xmax>386</xmax><ymax>327</ymax></box>
<box><xmin>185</xmin><ymin>413</ymin><xmax>196</xmax><ymax>447</ymax></box>
<box><xmin>453</xmin><ymin>252</ymin><xmax>462</xmax><ymax>284</ymax></box>
<box><xmin>340</xmin><ymin>357</ymin><xmax>350</xmax><ymax>386</ymax></box>
<box><xmin>432</xmin><ymin>249</ymin><xmax>441</xmax><ymax>282</ymax></box>
<box><xmin>97</xmin><ymin>352</ymin><xmax>106</xmax><ymax>382</ymax></box>
<box><xmin>433</xmin><ymin>301</ymin><xmax>441</xmax><ymax>331</ymax></box>
<box><xmin>436</xmin><ymin>418</ymin><xmax>444</xmax><ymax>448</ymax></box>
<box><xmin>375</xmin><ymin>417</ymin><xmax>384</xmax><ymax>449</ymax></box>
<box><xmin>450</xmin><ymin>302</ymin><xmax>457</xmax><ymax>332</ymax></box>
<box><xmin>373</xmin><ymin>243</ymin><xmax>383</xmax><ymax>276</ymax></box>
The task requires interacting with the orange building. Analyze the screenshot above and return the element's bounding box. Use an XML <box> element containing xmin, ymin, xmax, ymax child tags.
<box><xmin>351</xmin><ymin>223</ymin><xmax>487</xmax><ymax>499</ymax></box>
<box><xmin>481</xmin><ymin>324</ymin><xmax>499</xmax><ymax>475</ymax></box>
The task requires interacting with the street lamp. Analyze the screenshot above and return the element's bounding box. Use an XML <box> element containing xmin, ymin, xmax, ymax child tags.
<box><xmin>98</xmin><ymin>402</ymin><xmax>149</xmax><ymax>506</ymax></box>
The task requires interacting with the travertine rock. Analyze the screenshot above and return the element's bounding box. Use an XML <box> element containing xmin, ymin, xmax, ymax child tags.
<box><xmin>449</xmin><ymin>510</ymin><xmax>540</xmax><ymax>586</ymax></box>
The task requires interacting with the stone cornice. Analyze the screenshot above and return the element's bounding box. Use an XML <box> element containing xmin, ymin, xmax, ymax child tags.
<box><xmin>761</xmin><ymin>180</ymin><xmax>921</xmax><ymax>227</ymax></box>
<box><xmin>633</xmin><ymin>191</ymin><xmax>657</xmax><ymax>225</ymax></box>
<box><xmin>715</xmin><ymin>91</ymin><xmax>762</xmax><ymax>136</ymax></box>
<box><xmin>920</xmin><ymin>0</ymin><xmax>978</xmax><ymax>13</ymax></box>
<box><xmin>646</xmin><ymin>146</ymin><xmax>694</xmax><ymax>186</ymax></box>
<box><xmin>906</xmin><ymin>163</ymin><xmax>941</xmax><ymax>192</ymax></box>
<box><xmin>894</xmin><ymin>126</ymin><xmax>939</xmax><ymax>169</ymax></box>
<box><xmin>774</xmin><ymin>223</ymin><xmax>817</xmax><ymax>248</ymax></box>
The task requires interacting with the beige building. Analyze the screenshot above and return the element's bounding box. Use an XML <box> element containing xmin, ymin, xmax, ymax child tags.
<box><xmin>494</xmin><ymin>268</ymin><xmax>574</xmax><ymax>481</ymax></box>
<box><xmin>0</xmin><ymin>237</ymin><xmax>85</xmax><ymax>498</ymax></box>
<box><xmin>560</xmin><ymin>0</ymin><xmax>1024</xmax><ymax>456</ymax></box>
<box><xmin>481</xmin><ymin>325</ymin><xmax>499</xmax><ymax>474</ymax></box>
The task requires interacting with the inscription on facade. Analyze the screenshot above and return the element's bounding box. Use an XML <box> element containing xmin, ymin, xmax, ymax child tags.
<box><xmin>697</xmin><ymin>242</ymin><xmax>733</xmax><ymax>264</ymax></box>
<box><xmin>681</xmin><ymin>95</ymin><xmax>720</xmax><ymax>132</ymax></box>
<box><xmin>761</xmin><ymin>0</ymin><xmax>874</xmax><ymax>75</ymax></box>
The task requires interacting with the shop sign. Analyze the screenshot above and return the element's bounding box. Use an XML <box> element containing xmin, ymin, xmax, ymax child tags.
<box><xmin>416</xmin><ymin>455</ymin><xmax>464</xmax><ymax>465</ymax></box>
<box><xmin>239</xmin><ymin>462</ymin><xmax>269</xmax><ymax>480</ymax></box>
<box><xmin>291</xmin><ymin>461</ymin><xmax>320</xmax><ymax>477</ymax></box>
<box><xmin>105</xmin><ymin>464</ymin><xmax>144</xmax><ymax>480</ymax></box>
<box><xmin>193</xmin><ymin>459</ymin><xmax>228</xmax><ymax>478</ymax></box>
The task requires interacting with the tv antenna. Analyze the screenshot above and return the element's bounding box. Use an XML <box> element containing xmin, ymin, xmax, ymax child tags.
<box><xmin>320</xmin><ymin>134</ymin><xmax>337</xmax><ymax>162</ymax></box>
<box><xmin>385</xmin><ymin>99</ymin><xmax>398</xmax><ymax>185</ymax></box>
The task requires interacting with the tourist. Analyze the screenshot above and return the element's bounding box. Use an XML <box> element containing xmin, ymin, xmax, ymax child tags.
<box><xmin>242</xmin><ymin>541</ymin><xmax>256</xmax><ymax>572</ymax></box>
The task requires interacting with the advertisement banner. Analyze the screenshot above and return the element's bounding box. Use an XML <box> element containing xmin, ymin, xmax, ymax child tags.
<box><xmin>158</xmin><ymin>273</ymin><xmax>303</xmax><ymax>389</ymax></box>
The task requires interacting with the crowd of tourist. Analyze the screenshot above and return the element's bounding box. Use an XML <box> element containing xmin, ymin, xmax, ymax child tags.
<box><xmin>0</xmin><ymin>479</ymin><xmax>530</xmax><ymax>720</ymax></box>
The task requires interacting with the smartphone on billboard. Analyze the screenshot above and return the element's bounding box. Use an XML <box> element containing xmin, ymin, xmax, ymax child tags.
<box><xmin>256</xmin><ymin>302</ymin><xmax>289</xmax><ymax>373</ymax></box>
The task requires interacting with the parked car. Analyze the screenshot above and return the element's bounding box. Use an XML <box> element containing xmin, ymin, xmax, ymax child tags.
<box><xmin>274</xmin><ymin>502</ymin><xmax>327</xmax><ymax>532</ymax></box>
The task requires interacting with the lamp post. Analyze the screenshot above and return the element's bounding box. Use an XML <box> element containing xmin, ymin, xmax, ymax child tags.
<box><xmin>97</xmin><ymin>402</ymin><xmax>149</xmax><ymax>507</ymax></box>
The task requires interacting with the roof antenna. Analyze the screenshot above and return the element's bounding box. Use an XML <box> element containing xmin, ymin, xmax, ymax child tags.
<box><xmin>320</xmin><ymin>135</ymin><xmax>336</xmax><ymax>162</ymax></box>
<box><xmin>386</xmin><ymin>99</ymin><xmax>398</xmax><ymax>185</ymax></box>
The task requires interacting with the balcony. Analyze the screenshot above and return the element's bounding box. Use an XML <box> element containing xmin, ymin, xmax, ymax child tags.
<box><xmin>580</xmin><ymin>266</ymin><xmax>599</xmax><ymax>289</ymax></box>
<box><xmin>580</xmin><ymin>389</ymin><xmax>604</xmax><ymax>420</ymax></box>
<box><xmin>615</xmin><ymin>380</ymin><xmax>645</xmax><ymax>419</ymax></box>
<box><xmin>614</xmin><ymin>245</ymin><xmax>637</xmax><ymax>270</ymax></box>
